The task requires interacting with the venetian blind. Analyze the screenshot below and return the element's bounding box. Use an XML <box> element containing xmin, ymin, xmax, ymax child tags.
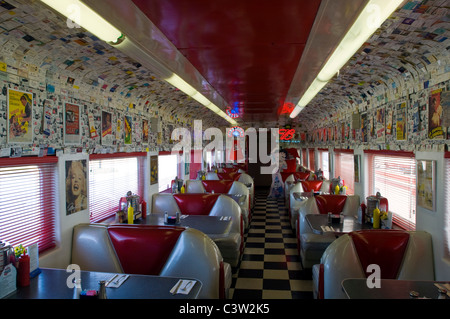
<box><xmin>302</xmin><ymin>149</ymin><xmax>307</xmax><ymax>167</ymax></box>
<box><xmin>334</xmin><ymin>150</ymin><xmax>354</xmax><ymax>195</ymax></box>
<box><xmin>367</xmin><ymin>151</ymin><xmax>416</xmax><ymax>230</ymax></box>
<box><xmin>309</xmin><ymin>149</ymin><xmax>315</xmax><ymax>171</ymax></box>
<box><xmin>0</xmin><ymin>157</ymin><xmax>57</xmax><ymax>253</ymax></box>
<box><xmin>89</xmin><ymin>154</ymin><xmax>145</xmax><ymax>223</ymax></box>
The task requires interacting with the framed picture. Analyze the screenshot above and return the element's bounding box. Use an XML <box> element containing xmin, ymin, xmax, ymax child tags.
<box><xmin>7</xmin><ymin>88</ymin><xmax>33</xmax><ymax>144</ymax></box>
<box><xmin>150</xmin><ymin>155</ymin><xmax>158</xmax><ymax>185</ymax></box>
<box><xmin>64</xmin><ymin>103</ymin><xmax>81</xmax><ymax>145</ymax></box>
<box><xmin>416</xmin><ymin>160</ymin><xmax>435</xmax><ymax>211</ymax></box>
<box><xmin>65</xmin><ymin>159</ymin><xmax>88</xmax><ymax>215</ymax></box>
<box><xmin>101</xmin><ymin>110</ymin><xmax>113</xmax><ymax>146</ymax></box>
<box><xmin>124</xmin><ymin>115</ymin><xmax>132</xmax><ymax>145</ymax></box>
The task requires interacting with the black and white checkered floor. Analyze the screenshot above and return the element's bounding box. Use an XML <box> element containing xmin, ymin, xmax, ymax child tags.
<box><xmin>229</xmin><ymin>189</ymin><xmax>314</xmax><ymax>299</ymax></box>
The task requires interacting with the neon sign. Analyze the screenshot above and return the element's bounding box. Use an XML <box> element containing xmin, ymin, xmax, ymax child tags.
<box><xmin>226</xmin><ymin>102</ymin><xmax>242</xmax><ymax>118</ymax></box>
<box><xmin>227</xmin><ymin>126</ymin><xmax>244</xmax><ymax>138</ymax></box>
<box><xmin>279</xmin><ymin>128</ymin><xmax>295</xmax><ymax>140</ymax></box>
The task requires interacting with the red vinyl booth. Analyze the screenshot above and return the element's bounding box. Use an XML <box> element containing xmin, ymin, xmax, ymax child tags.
<box><xmin>312</xmin><ymin>229</ymin><xmax>435</xmax><ymax>299</ymax></box>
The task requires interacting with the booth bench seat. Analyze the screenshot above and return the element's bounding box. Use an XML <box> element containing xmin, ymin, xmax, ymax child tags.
<box><xmin>71</xmin><ymin>223</ymin><xmax>230</xmax><ymax>299</ymax></box>
<box><xmin>288</xmin><ymin>180</ymin><xmax>332</xmax><ymax>230</ymax></box>
<box><xmin>185</xmin><ymin>180</ymin><xmax>250</xmax><ymax>229</ymax></box>
<box><xmin>205</xmin><ymin>171</ymin><xmax>254</xmax><ymax>210</ymax></box>
<box><xmin>312</xmin><ymin>229</ymin><xmax>435</xmax><ymax>299</ymax></box>
<box><xmin>151</xmin><ymin>193</ymin><xmax>243</xmax><ymax>267</ymax></box>
<box><xmin>297</xmin><ymin>194</ymin><xmax>360</xmax><ymax>268</ymax></box>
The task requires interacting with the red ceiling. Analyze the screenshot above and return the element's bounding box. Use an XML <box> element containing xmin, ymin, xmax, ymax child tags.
<box><xmin>131</xmin><ymin>0</ymin><xmax>322</xmax><ymax>122</ymax></box>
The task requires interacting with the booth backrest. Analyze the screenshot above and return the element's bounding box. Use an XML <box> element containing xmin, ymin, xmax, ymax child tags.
<box><xmin>222</xmin><ymin>167</ymin><xmax>239</xmax><ymax>174</ymax></box>
<box><xmin>107</xmin><ymin>225</ymin><xmax>184</xmax><ymax>276</ymax></box>
<box><xmin>281</xmin><ymin>171</ymin><xmax>310</xmax><ymax>183</ymax></box>
<box><xmin>71</xmin><ymin>223</ymin><xmax>226</xmax><ymax>299</ymax></box>
<box><xmin>173</xmin><ymin>193</ymin><xmax>220</xmax><ymax>215</ymax></box>
<box><xmin>285</xmin><ymin>159</ymin><xmax>297</xmax><ymax>172</ymax></box>
<box><xmin>349</xmin><ymin>230</ymin><xmax>410</xmax><ymax>279</ymax></box>
<box><xmin>301</xmin><ymin>180</ymin><xmax>323</xmax><ymax>192</ymax></box>
<box><xmin>315</xmin><ymin>195</ymin><xmax>348</xmax><ymax>215</ymax></box>
<box><xmin>202</xmin><ymin>180</ymin><xmax>234</xmax><ymax>193</ymax></box>
<box><xmin>217</xmin><ymin>172</ymin><xmax>241</xmax><ymax>181</ymax></box>
<box><xmin>317</xmin><ymin>229</ymin><xmax>435</xmax><ymax>299</ymax></box>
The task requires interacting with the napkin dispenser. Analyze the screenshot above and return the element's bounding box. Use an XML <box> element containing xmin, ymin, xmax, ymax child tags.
<box><xmin>366</xmin><ymin>193</ymin><xmax>388</xmax><ymax>219</ymax></box>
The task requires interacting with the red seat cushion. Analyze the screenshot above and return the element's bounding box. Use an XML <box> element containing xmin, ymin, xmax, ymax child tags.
<box><xmin>173</xmin><ymin>193</ymin><xmax>220</xmax><ymax>215</ymax></box>
<box><xmin>350</xmin><ymin>230</ymin><xmax>410</xmax><ymax>279</ymax></box>
<box><xmin>285</xmin><ymin>159</ymin><xmax>297</xmax><ymax>172</ymax></box>
<box><xmin>108</xmin><ymin>225</ymin><xmax>184</xmax><ymax>275</ymax></box>
<box><xmin>314</xmin><ymin>195</ymin><xmax>347</xmax><ymax>215</ymax></box>
<box><xmin>301</xmin><ymin>180</ymin><xmax>323</xmax><ymax>192</ymax></box>
<box><xmin>202</xmin><ymin>180</ymin><xmax>234</xmax><ymax>193</ymax></box>
<box><xmin>217</xmin><ymin>172</ymin><xmax>241</xmax><ymax>181</ymax></box>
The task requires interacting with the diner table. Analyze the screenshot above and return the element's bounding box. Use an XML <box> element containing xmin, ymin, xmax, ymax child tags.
<box><xmin>7</xmin><ymin>268</ymin><xmax>202</xmax><ymax>299</ymax></box>
<box><xmin>305</xmin><ymin>214</ymin><xmax>372</xmax><ymax>236</ymax></box>
<box><xmin>342</xmin><ymin>278</ymin><xmax>450</xmax><ymax>299</ymax></box>
<box><xmin>136</xmin><ymin>214</ymin><xmax>233</xmax><ymax>240</ymax></box>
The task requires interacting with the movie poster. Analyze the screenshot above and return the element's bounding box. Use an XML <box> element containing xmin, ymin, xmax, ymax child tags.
<box><xmin>375</xmin><ymin>106</ymin><xmax>385</xmax><ymax>143</ymax></box>
<box><xmin>7</xmin><ymin>88</ymin><xmax>33</xmax><ymax>144</ymax></box>
<box><xmin>65</xmin><ymin>159</ymin><xmax>88</xmax><ymax>215</ymax></box>
<box><xmin>396</xmin><ymin>101</ymin><xmax>407</xmax><ymax>141</ymax></box>
<box><xmin>142</xmin><ymin>119</ymin><xmax>149</xmax><ymax>144</ymax></box>
<box><xmin>101</xmin><ymin>110</ymin><xmax>113</xmax><ymax>145</ymax></box>
<box><xmin>428</xmin><ymin>88</ymin><xmax>444</xmax><ymax>139</ymax></box>
<box><xmin>64</xmin><ymin>103</ymin><xmax>81</xmax><ymax>144</ymax></box>
<box><xmin>124</xmin><ymin>115</ymin><xmax>132</xmax><ymax>144</ymax></box>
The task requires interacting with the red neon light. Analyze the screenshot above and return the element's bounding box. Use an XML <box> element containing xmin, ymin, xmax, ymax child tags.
<box><xmin>279</xmin><ymin>129</ymin><xmax>295</xmax><ymax>140</ymax></box>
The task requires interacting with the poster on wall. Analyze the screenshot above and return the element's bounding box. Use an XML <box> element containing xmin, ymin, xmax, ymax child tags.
<box><xmin>65</xmin><ymin>159</ymin><xmax>88</xmax><ymax>215</ymax></box>
<box><xmin>360</xmin><ymin>112</ymin><xmax>368</xmax><ymax>143</ymax></box>
<box><xmin>101</xmin><ymin>111</ymin><xmax>113</xmax><ymax>146</ymax></box>
<box><xmin>142</xmin><ymin>119</ymin><xmax>149</xmax><ymax>144</ymax></box>
<box><xmin>416</xmin><ymin>160</ymin><xmax>435</xmax><ymax>211</ymax></box>
<box><xmin>375</xmin><ymin>106</ymin><xmax>385</xmax><ymax>143</ymax></box>
<box><xmin>124</xmin><ymin>115</ymin><xmax>132</xmax><ymax>145</ymax></box>
<box><xmin>150</xmin><ymin>155</ymin><xmax>158</xmax><ymax>185</ymax></box>
<box><xmin>428</xmin><ymin>88</ymin><xmax>444</xmax><ymax>139</ymax></box>
<box><xmin>64</xmin><ymin>103</ymin><xmax>81</xmax><ymax>145</ymax></box>
<box><xmin>7</xmin><ymin>88</ymin><xmax>33</xmax><ymax>144</ymax></box>
<box><xmin>40</xmin><ymin>99</ymin><xmax>52</xmax><ymax>137</ymax></box>
<box><xmin>396</xmin><ymin>100</ymin><xmax>407</xmax><ymax>141</ymax></box>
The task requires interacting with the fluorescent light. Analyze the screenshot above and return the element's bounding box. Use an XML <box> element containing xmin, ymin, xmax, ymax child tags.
<box><xmin>164</xmin><ymin>73</ymin><xmax>238</xmax><ymax>125</ymax></box>
<box><xmin>40</xmin><ymin>0</ymin><xmax>123</xmax><ymax>43</ymax></box>
<box><xmin>290</xmin><ymin>0</ymin><xmax>403</xmax><ymax>118</ymax></box>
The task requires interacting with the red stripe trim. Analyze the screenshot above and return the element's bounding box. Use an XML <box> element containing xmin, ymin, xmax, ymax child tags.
<box><xmin>363</xmin><ymin>149</ymin><xmax>415</xmax><ymax>157</ymax></box>
<box><xmin>89</xmin><ymin>152</ymin><xmax>147</xmax><ymax>160</ymax></box>
<box><xmin>0</xmin><ymin>155</ymin><xmax>58</xmax><ymax>166</ymax></box>
<box><xmin>334</xmin><ymin>148</ymin><xmax>354</xmax><ymax>154</ymax></box>
<box><xmin>444</xmin><ymin>152</ymin><xmax>450</xmax><ymax>159</ymax></box>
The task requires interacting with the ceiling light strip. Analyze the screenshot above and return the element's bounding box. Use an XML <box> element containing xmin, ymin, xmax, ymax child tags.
<box><xmin>290</xmin><ymin>0</ymin><xmax>404</xmax><ymax>118</ymax></box>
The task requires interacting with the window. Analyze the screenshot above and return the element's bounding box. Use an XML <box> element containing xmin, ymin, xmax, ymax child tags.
<box><xmin>334</xmin><ymin>150</ymin><xmax>354</xmax><ymax>194</ymax></box>
<box><xmin>317</xmin><ymin>149</ymin><xmax>330</xmax><ymax>180</ymax></box>
<box><xmin>89</xmin><ymin>153</ymin><xmax>145</xmax><ymax>222</ymax></box>
<box><xmin>366</xmin><ymin>151</ymin><xmax>416</xmax><ymax>230</ymax></box>
<box><xmin>309</xmin><ymin>149</ymin><xmax>315</xmax><ymax>171</ymax></box>
<box><xmin>444</xmin><ymin>153</ymin><xmax>450</xmax><ymax>259</ymax></box>
<box><xmin>0</xmin><ymin>157</ymin><xmax>57</xmax><ymax>253</ymax></box>
<box><xmin>302</xmin><ymin>149</ymin><xmax>307</xmax><ymax>167</ymax></box>
<box><xmin>158</xmin><ymin>152</ymin><xmax>178</xmax><ymax>192</ymax></box>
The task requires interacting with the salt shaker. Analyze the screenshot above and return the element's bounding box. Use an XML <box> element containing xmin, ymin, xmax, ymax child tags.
<box><xmin>73</xmin><ymin>279</ymin><xmax>82</xmax><ymax>299</ymax></box>
<box><xmin>98</xmin><ymin>280</ymin><xmax>107</xmax><ymax>299</ymax></box>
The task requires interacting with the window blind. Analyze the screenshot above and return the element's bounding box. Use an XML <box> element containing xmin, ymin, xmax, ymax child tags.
<box><xmin>158</xmin><ymin>153</ymin><xmax>178</xmax><ymax>192</ymax></box>
<box><xmin>302</xmin><ymin>149</ymin><xmax>307</xmax><ymax>167</ymax></box>
<box><xmin>367</xmin><ymin>151</ymin><xmax>416</xmax><ymax>230</ymax></box>
<box><xmin>0</xmin><ymin>157</ymin><xmax>57</xmax><ymax>253</ymax></box>
<box><xmin>334</xmin><ymin>150</ymin><xmax>354</xmax><ymax>194</ymax></box>
<box><xmin>89</xmin><ymin>155</ymin><xmax>145</xmax><ymax>223</ymax></box>
<box><xmin>317</xmin><ymin>149</ymin><xmax>330</xmax><ymax>180</ymax></box>
<box><xmin>309</xmin><ymin>149</ymin><xmax>315</xmax><ymax>171</ymax></box>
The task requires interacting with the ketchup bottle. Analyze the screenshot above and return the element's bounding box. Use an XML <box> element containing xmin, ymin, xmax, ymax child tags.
<box><xmin>141</xmin><ymin>200</ymin><xmax>147</xmax><ymax>219</ymax></box>
<box><xmin>17</xmin><ymin>253</ymin><xmax>30</xmax><ymax>287</ymax></box>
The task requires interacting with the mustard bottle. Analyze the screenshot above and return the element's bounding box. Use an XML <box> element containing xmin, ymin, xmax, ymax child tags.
<box><xmin>201</xmin><ymin>175</ymin><xmax>206</xmax><ymax>180</ymax></box>
<box><xmin>334</xmin><ymin>185</ymin><xmax>340</xmax><ymax>195</ymax></box>
<box><xmin>180</xmin><ymin>184</ymin><xmax>185</xmax><ymax>193</ymax></box>
<box><xmin>372</xmin><ymin>208</ymin><xmax>380</xmax><ymax>229</ymax></box>
<box><xmin>127</xmin><ymin>201</ymin><xmax>134</xmax><ymax>224</ymax></box>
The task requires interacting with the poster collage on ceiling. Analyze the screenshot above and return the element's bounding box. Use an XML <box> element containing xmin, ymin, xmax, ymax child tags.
<box><xmin>305</xmin><ymin>79</ymin><xmax>450</xmax><ymax>152</ymax></box>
